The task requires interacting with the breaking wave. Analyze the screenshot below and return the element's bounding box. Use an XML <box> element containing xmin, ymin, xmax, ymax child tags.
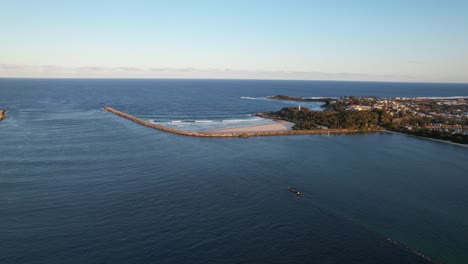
<box><xmin>164</xmin><ymin>117</ymin><xmax>264</xmax><ymax>124</ymax></box>
<box><xmin>170</xmin><ymin>120</ymin><xmax>214</xmax><ymax>123</ymax></box>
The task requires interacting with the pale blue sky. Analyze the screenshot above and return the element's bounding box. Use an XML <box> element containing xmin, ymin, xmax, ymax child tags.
<box><xmin>1</xmin><ymin>0</ymin><xmax>467</xmax><ymax>82</ymax></box>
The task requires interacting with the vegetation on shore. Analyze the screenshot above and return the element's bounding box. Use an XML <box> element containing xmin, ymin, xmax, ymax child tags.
<box><xmin>390</xmin><ymin>128</ymin><xmax>468</xmax><ymax>144</ymax></box>
<box><xmin>261</xmin><ymin>106</ymin><xmax>467</xmax><ymax>144</ymax></box>
<box><xmin>260</xmin><ymin>107</ymin><xmax>390</xmax><ymax>131</ymax></box>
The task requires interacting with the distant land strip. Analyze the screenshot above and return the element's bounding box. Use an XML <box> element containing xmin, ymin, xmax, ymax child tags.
<box><xmin>0</xmin><ymin>109</ymin><xmax>5</xmax><ymax>121</ymax></box>
<box><xmin>104</xmin><ymin>107</ymin><xmax>381</xmax><ymax>137</ymax></box>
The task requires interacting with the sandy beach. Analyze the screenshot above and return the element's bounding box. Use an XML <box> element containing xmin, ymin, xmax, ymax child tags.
<box><xmin>208</xmin><ymin>120</ymin><xmax>294</xmax><ymax>133</ymax></box>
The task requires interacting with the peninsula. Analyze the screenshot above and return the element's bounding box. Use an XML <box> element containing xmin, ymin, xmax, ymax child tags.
<box><xmin>264</xmin><ymin>95</ymin><xmax>468</xmax><ymax>144</ymax></box>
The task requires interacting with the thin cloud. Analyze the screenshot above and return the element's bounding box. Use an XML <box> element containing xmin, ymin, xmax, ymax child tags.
<box><xmin>77</xmin><ymin>66</ymin><xmax>109</xmax><ymax>72</ymax></box>
<box><xmin>0</xmin><ymin>63</ymin><xmax>459</xmax><ymax>82</ymax></box>
<box><xmin>116</xmin><ymin>67</ymin><xmax>146</xmax><ymax>72</ymax></box>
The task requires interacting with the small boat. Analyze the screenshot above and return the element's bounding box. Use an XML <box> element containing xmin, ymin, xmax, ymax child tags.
<box><xmin>288</xmin><ymin>187</ymin><xmax>303</xmax><ymax>197</ymax></box>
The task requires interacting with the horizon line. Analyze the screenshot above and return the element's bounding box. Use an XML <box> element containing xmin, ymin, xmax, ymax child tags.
<box><xmin>2</xmin><ymin>64</ymin><xmax>467</xmax><ymax>84</ymax></box>
<box><xmin>1</xmin><ymin>76</ymin><xmax>467</xmax><ymax>85</ymax></box>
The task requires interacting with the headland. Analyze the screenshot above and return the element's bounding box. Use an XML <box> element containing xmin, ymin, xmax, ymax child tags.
<box><xmin>263</xmin><ymin>95</ymin><xmax>468</xmax><ymax>144</ymax></box>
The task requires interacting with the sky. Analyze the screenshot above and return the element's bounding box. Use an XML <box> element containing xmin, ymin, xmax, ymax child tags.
<box><xmin>1</xmin><ymin>0</ymin><xmax>468</xmax><ymax>82</ymax></box>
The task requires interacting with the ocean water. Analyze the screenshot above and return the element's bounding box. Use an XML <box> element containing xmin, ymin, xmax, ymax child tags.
<box><xmin>1</xmin><ymin>79</ymin><xmax>468</xmax><ymax>264</ymax></box>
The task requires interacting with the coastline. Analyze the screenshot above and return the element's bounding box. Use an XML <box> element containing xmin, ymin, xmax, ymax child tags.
<box><xmin>104</xmin><ymin>107</ymin><xmax>381</xmax><ymax>137</ymax></box>
<box><xmin>384</xmin><ymin>130</ymin><xmax>467</xmax><ymax>148</ymax></box>
<box><xmin>207</xmin><ymin>120</ymin><xmax>294</xmax><ymax>133</ymax></box>
<box><xmin>0</xmin><ymin>109</ymin><xmax>5</xmax><ymax>121</ymax></box>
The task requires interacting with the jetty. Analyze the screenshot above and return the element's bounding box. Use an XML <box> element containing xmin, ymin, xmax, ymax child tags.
<box><xmin>104</xmin><ymin>107</ymin><xmax>381</xmax><ymax>138</ymax></box>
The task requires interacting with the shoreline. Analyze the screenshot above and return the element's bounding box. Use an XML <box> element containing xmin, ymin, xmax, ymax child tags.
<box><xmin>104</xmin><ymin>107</ymin><xmax>381</xmax><ymax>137</ymax></box>
<box><xmin>207</xmin><ymin>120</ymin><xmax>294</xmax><ymax>133</ymax></box>
<box><xmin>0</xmin><ymin>109</ymin><xmax>5</xmax><ymax>121</ymax></box>
<box><xmin>384</xmin><ymin>130</ymin><xmax>467</xmax><ymax>148</ymax></box>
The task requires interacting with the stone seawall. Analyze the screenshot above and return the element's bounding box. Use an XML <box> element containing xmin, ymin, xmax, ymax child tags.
<box><xmin>104</xmin><ymin>107</ymin><xmax>381</xmax><ymax>137</ymax></box>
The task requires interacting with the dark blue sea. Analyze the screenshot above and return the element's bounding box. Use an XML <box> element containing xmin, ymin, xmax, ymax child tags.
<box><xmin>1</xmin><ymin>79</ymin><xmax>467</xmax><ymax>264</ymax></box>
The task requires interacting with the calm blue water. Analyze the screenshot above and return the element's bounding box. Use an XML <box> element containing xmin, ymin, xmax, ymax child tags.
<box><xmin>1</xmin><ymin>79</ymin><xmax>467</xmax><ymax>264</ymax></box>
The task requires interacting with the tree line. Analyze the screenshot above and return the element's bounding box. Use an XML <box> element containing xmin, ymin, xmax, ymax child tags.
<box><xmin>269</xmin><ymin>107</ymin><xmax>391</xmax><ymax>130</ymax></box>
<box><xmin>265</xmin><ymin>107</ymin><xmax>468</xmax><ymax>144</ymax></box>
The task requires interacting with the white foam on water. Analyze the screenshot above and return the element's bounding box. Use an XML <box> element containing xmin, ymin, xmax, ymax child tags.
<box><xmin>154</xmin><ymin>115</ymin><xmax>275</xmax><ymax>132</ymax></box>
<box><xmin>222</xmin><ymin>117</ymin><xmax>262</xmax><ymax>123</ymax></box>
<box><xmin>240</xmin><ymin>96</ymin><xmax>268</xmax><ymax>100</ymax></box>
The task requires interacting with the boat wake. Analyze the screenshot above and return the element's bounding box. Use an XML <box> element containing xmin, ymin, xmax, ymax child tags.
<box><xmin>240</xmin><ymin>96</ymin><xmax>268</xmax><ymax>100</ymax></box>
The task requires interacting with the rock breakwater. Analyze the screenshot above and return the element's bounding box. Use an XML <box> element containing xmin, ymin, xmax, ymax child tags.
<box><xmin>104</xmin><ymin>107</ymin><xmax>381</xmax><ymax>137</ymax></box>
